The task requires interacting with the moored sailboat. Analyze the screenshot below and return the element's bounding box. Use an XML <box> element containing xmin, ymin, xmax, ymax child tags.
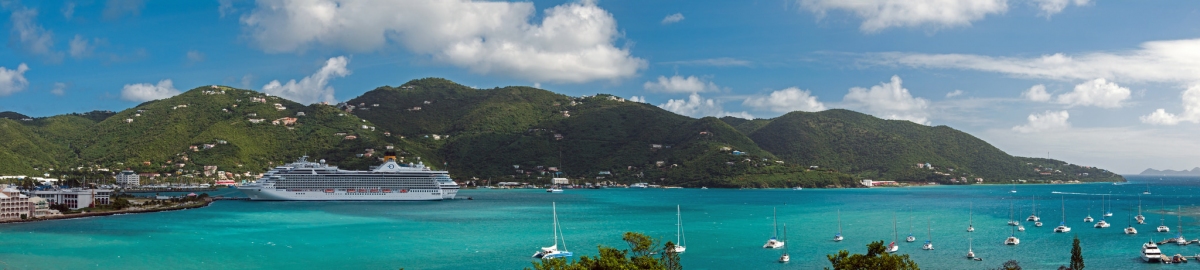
<box><xmin>778</xmin><ymin>224</ymin><xmax>790</xmax><ymax>262</ymax></box>
<box><xmin>1054</xmin><ymin>196</ymin><xmax>1071</xmax><ymax>233</ymax></box>
<box><xmin>887</xmin><ymin>213</ymin><xmax>899</xmax><ymax>253</ymax></box>
<box><xmin>922</xmin><ymin>219</ymin><xmax>934</xmax><ymax>250</ymax></box>
<box><xmin>1125</xmin><ymin>214</ymin><xmax>1138</xmax><ymax>234</ymax></box>
<box><xmin>834</xmin><ymin>209</ymin><xmax>844</xmax><ymax>242</ymax></box>
<box><xmin>674</xmin><ymin>205</ymin><xmax>687</xmax><ymax>253</ymax></box>
<box><xmin>1136</xmin><ymin>195</ymin><xmax>1146</xmax><ymax>224</ymax></box>
<box><xmin>763</xmin><ymin>208</ymin><xmax>784</xmax><ymax>249</ymax></box>
<box><xmin>967</xmin><ymin>202</ymin><xmax>975</xmax><ymax>232</ymax></box>
<box><xmin>532</xmin><ymin>202</ymin><xmax>573</xmax><ymax>260</ymax></box>
<box><xmin>1027</xmin><ymin>196</ymin><xmax>1040</xmax><ymax>222</ymax></box>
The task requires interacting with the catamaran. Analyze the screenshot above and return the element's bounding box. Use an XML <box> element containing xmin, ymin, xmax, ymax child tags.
<box><xmin>1176</xmin><ymin>206</ymin><xmax>1187</xmax><ymax>246</ymax></box>
<box><xmin>888</xmin><ymin>213</ymin><xmax>899</xmax><ymax>253</ymax></box>
<box><xmin>1054</xmin><ymin>197</ymin><xmax>1071</xmax><ymax>233</ymax></box>
<box><xmin>674</xmin><ymin>205</ymin><xmax>687</xmax><ymax>253</ymax></box>
<box><xmin>1007</xmin><ymin>201</ymin><xmax>1019</xmax><ymax>226</ymax></box>
<box><xmin>763</xmin><ymin>208</ymin><xmax>785</xmax><ymax>249</ymax></box>
<box><xmin>1159</xmin><ymin>200</ymin><xmax>1170</xmax><ymax>232</ymax></box>
<box><xmin>1136</xmin><ymin>195</ymin><xmax>1146</xmax><ymax>224</ymax></box>
<box><xmin>532</xmin><ymin>202</ymin><xmax>573</xmax><ymax>260</ymax></box>
<box><xmin>968</xmin><ymin>203</ymin><xmax>975</xmax><ymax>232</ymax></box>
<box><xmin>1084</xmin><ymin>206</ymin><xmax>1094</xmax><ymax>223</ymax></box>
<box><xmin>1027</xmin><ymin>196</ymin><xmax>1040</xmax><ymax>222</ymax></box>
<box><xmin>906</xmin><ymin>215</ymin><xmax>916</xmax><ymax>242</ymax></box>
<box><xmin>1004</xmin><ymin>223</ymin><xmax>1020</xmax><ymax>245</ymax></box>
<box><xmin>1095</xmin><ymin>216</ymin><xmax>1110</xmax><ymax>228</ymax></box>
<box><xmin>922</xmin><ymin>219</ymin><xmax>934</xmax><ymax>250</ymax></box>
<box><xmin>834</xmin><ymin>209</ymin><xmax>844</xmax><ymax>242</ymax></box>
<box><xmin>778</xmin><ymin>224</ymin><xmax>790</xmax><ymax>263</ymax></box>
<box><xmin>1125</xmin><ymin>214</ymin><xmax>1138</xmax><ymax>234</ymax></box>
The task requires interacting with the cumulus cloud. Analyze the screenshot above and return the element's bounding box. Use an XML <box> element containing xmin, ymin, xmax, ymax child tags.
<box><xmin>186</xmin><ymin>50</ymin><xmax>206</xmax><ymax>64</ymax></box>
<box><xmin>945</xmin><ymin>89</ymin><xmax>964</xmax><ymax>98</ymax></box>
<box><xmin>241</xmin><ymin>0</ymin><xmax>645</xmax><ymax>84</ymax></box>
<box><xmin>121</xmin><ymin>79</ymin><xmax>181</xmax><ymax>102</ymax></box>
<box><xmin>628</xmin><ymin>96</ymin><xmax>646</xmax><ymax>103</ymax></box>
<box><xmin>1022</xmin><ymin>84</ymin><xmax>1051</xmax><ymax>102</ymax></box>
<box><xmin>841</xmin><ymin>75</ymin><xmax>930</xmax><ymax>125</ymax></box>
<box><xmin>62</xmin><ymin>2</ymin><xmax>76</xmax><ymax>19</ymax></box>
<box><xmin>659</xmin><ymin>93</ymin><xmax>753</xmax><ymax>119</ymax></box>
<box><xmin>218</xmin><ymin>0</ymin><xmax>236</xmax><ymax>18</ymax></box>
<box><xmin>103</xmin><ymin>0</ymin><xmax>145</xmax><ymax>20</ymax></box>
<box><xmin>1031</xmin><ymin>0</ymin><xmax>1090</xmax><ymax>18</ymax></box>
<box><xmin>1012</xmin><ymin>110</ymin><xmax>1070</xmax><ymax>133</ymax></box>
<box><xmin>1141</xmin><ymin>85</ymin><xmax>1200</xmax><ymax>125</ymax></box>
<box><xmin>799</xmin><ymin>0</ymin><xmax>1007</xmax><ymax>33</ymax></box>
<box><xmin>69</xmin><ymin>34</ymin><xmax>95</xmax><ymax>58</ymax></box>
<box><xmin>643</xmin><ymin>75</ymin><xmax>721</xmax><ymax>93</ymax></box>
<box><xmin>9</xmin><ymin>8</ymin><xmax>64</xmax><ymax>62</ymax></box>
<box><xmin>0</xmin><ymin>63</ymin><xmax>31</xmax><ymax>97</ymax></box>
<box><xmin>870</xmin><ymin>38</ymin><xmax>1200</xmax><ymax>84</ymax></box>
<box><xmin>659</xmin><ymin>57</ymin><xmax>752</xmax><ymax>67</ymax></box>
<box><xmin>1055</xmin><ymin>78</ymin><xmax>1130</xmax><ymax>108</ymax></box>
<box><xmin>743</xmin><ymin>87</ymin><xmax>827</xmax><ymax>113</ymax></box>
<box><xmin>661</xmin><ymin>13</ymin><xmax>684</xmax><ymax>24</ymax></box>
<box><xmin>51</xmin><ymin>82</ymin><xmax>66</xmax><ymax>96</ymax></box>
<box><xmin>262</xmin><ymin>56</ymin><xmax>350</xmax><ymax>104</ymax></box>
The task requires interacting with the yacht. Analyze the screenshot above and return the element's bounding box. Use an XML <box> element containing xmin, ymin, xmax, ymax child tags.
<box><xmin>778</xmin><ymin>224</ymin><xmax>790</xmax><ymax>263</ymax></box>
<box><xmin>1027</xmin><ymin>196</ymin><xmax>1040</xmax><ymax>222</ymax></box>
<box><xmin>1143</xmin><ymin>241</ymin><xmax>1163</xmax><ymax>263</ymax></box>
<box><xmin>967</xmin><ymin>237</ymin><xmax>976</xmax><ymax>259</ymax></box>
<box><xmin>1054</xmin><ymin>197</ymin><xmax>1071</xmax><ymax>233</ymax></box>
<box><xmin>887</xmin><ymin>214</ymin><xmax>899</xmax><ymax>253</ymax></box>
<box><xmin>673</xmin><ymin>205</ymin><xmax>687</xmax><ymax>253</ymax></box>
<box><xmin>834</xmin><ymin>209</ymin><xmax>844</xmax><ymax>242</ymax></box>
<box><xmin>763</xmin><ymin>208</ymin><xmax>785</xmax><ymax>249</ymax></box>
<box><xmin>1084</xmin><ymin>207</ymin><xmax>1094</xmax><ymax>223</ymax></box>
<box><xmin>1017</xmin><ymin>225</ymin><xmax>1025</xmax><ymax>231</ymax></box>
<box><xmin>1007</xmin><ymin>201</ymin><xmax>1019</xmax><ymax>226</ymax></box>
<box><xmin>1094</xmin><ymin>217</ymin><xmax>1110</xmax><ymax>228</ymax></box>
<box><xmin>1136</xmin><ymin>195</ymin><xmax>1146</xmax><ymax>224</ymax></box>
<box><xmin>922</xmin><ymin>219</ymin><xmax>934</xmax><ymax>250</ymax></box>
<box><xmin>1159</xmin><ymin>201</ymin><xmax>1171</xmax><ymax>232</ymax></box>
<box><xmin>968</xmin><ymin>202</ymin><xmax>975</xmax><ymax>232</ymax></box>
<box><xmin>547</xmin><ymin>187</ymin><xmax>563</xmax><ymax>193</ymax></box>
<box><xmin>1004</xmin><ymin>225</ymin><xmax>1020</xmax><ymax>245</ymax></box>
<box><xmin>532</xmin><ymin>202</ymin><xmax>573</xmax><ymax>260</ymax></box>
<box><xmin>1125</xmin><ymin>215</ymin><xmax>1138</xmax><ymax>234</ymax></box>
<box><xmin>1177</xmin><ymin>206</ymin><xmax>1187</xmax><ymax>246</ymax></box>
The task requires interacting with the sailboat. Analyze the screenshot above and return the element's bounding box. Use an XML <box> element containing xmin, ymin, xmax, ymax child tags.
<box><xmin>763</xmin><ymin>208</ymin><xmax>784</xmax><ymax>249</ymax></box>
<box><xmin>887</xmin><ymin>213</ymin><xmax>899</xmax><ymax>253</ymax></box>
<box><xmin>834</xmin><ymin>209</ymin><xmax>844</xmax><ymax>242</ymax></box>
<box><xmin>779</xmin><ymin>224</ymin><xmax>790</xmax><ymax>263</ymax></box>
<box><xmin>1136</xmin><ymin>195</ymin><xmax>1146</xmax><ymax>224</ymax></box>
<box><xmin>1010</xmin><ymin>180</ymin><xmax>1016</xmax><ymax>193</ymax></box>
<box><xmin>1176</xmin><ymin>206</ymin><xmax>1187</xmax><ymax>246</ymax></box>
<box><xmin>532</xmin><ymin>202</ymin><xmax>574</xmax><ymax>259</ymax></box>
<box><xmin>968</xmin><ymin>203</ymin><xmax>975</xmax><ymax>232</ymax></box>
<box><xmin>906</xmin><ymin>214</ymin><xmax>916</xmax><ymax>242</ymax></box>
<box><xmin>1084</xmin><ymin>206</ymin><xmax>1094</xmax><ymax>223</ymax></box>
<box><xmin>1007</xmin><ymin>201</ymin><xmax>1019</xmax><ymax>226</ymax></box>
<box><xmin>967</xmin><ymin>237</ymin><xmax>976</xmax><ymax>259</ymax></box>
<box><xmin>674</xmin><ymin>205</ymin><xmax>687</xmax><ymax>253</ymax></box>
<box><xmin>922</xmin><ymin>219</ymin><xmax>934</xmax><ymax>250</ymax></box>
<box><xmin>1027</xmin><ymin>196</ymin><xmax>1040</xmax><ymax>222</ymax></box>
<box><xmin>1054</xmin><ymin>196</ymin><xmax>1072</xmax><ymax>233</ymax></box>
<box><xmin>1159</xmin><ymin>201</ymin><xmax>1171</xmax><ymax>232</ymax></box>
<box><xmin>1095</xmin><ymin>215</ymin><xmax>1110</xmax><ymax>228</ymax></box>
<box><xmin>1144</xmin><ymin>184</ymin><xmax>1152</xmax><ymax>195</ymax></box>
<box><xmin>1004</xmin><ymin>222</ymin><xmax>1020</xmax><ymax>245</ymax></box>
<box><xmin>1125</xmin><ymin>214</ymin><xmax>1138</xmax><ymax>234</ymax></box>
<box><xmin>1104</xmin><ymin>195</ymin><xmax>1114</xmax><ymax>217</ymax></box>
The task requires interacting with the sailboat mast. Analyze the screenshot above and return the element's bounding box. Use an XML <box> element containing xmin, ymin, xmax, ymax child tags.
<box><xmin>837</xmin><ymin>209</ymin><xmax>842</xmax><ymax>233</ymax></box>
<box><xmin>773</xmin><ymin>207</ymin><xmax>778</xmax><ymax>238</ymax></box>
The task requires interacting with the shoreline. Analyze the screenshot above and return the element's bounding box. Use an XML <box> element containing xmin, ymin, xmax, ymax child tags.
<box><xmin>0</xmin><ymin>200</ymin><xmax>213</xmax><ymax>225</ymax></box>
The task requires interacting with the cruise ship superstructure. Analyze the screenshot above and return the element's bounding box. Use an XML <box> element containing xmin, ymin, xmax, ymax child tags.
<box><xmin>237</xmin><ymin>153</ymin><xmax>458</xmax><ymax>201</ymax></box>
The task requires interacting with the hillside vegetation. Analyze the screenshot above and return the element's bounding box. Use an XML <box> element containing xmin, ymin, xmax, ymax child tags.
<box><xmin>0</xmin><ymin>78</ymin><xmax>1122</xmax><ymax>187</ymax></box>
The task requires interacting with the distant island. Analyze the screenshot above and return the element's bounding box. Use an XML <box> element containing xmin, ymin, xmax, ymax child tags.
<box><xmin>1140</xmin><ymin>167</ymin><xmax>1200</xmax><ymax>176</ymax></box>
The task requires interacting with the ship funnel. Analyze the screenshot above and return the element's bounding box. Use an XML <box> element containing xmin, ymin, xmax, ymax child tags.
<box><xmin>384</xmin><ymin>151</ymin><xmax>397</xmax><ymax>162</ymax></box>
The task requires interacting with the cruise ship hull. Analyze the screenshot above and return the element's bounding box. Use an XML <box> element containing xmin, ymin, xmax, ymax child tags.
<box><xmin>238</xmin><ymin>187</ymin><xmax>458</xmax><ymax>201</ymax></box>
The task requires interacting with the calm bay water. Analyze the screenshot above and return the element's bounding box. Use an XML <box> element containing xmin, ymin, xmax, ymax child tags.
<box><xmin>3</xmin><ymin>176</ymin><xmax>1200</xmax><ymax>269</ymax></box>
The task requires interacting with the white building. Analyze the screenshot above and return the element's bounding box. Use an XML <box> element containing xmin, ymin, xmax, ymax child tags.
<box><xmin>28</xmin><ymin>197</ymin><xmax>61</xmax><ymax>218</ymax></box>
<box><xmin>116</xmin><ymin>170</ymin><xmax>140</xmax><ymax>187</ymax></box>
<box><xmin>0</xmin><ymin>186</ymin><xmax>30</xmax><ymax>220</ymax></box>
<box><xmin>552</xmin><ymin>178</ymin><xmax>570</xmax><ymax>185</ymax></box>
<box><xmin>33</xmin><ymin>188</ymin><xmax>113</xmax><ymax>210</ymax></box>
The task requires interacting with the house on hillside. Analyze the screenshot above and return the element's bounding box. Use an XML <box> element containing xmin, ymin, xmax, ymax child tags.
<box><xmin>344</xmin><ymin>135</ymin><xmax>358</xmax><ymax>140</ymax></box>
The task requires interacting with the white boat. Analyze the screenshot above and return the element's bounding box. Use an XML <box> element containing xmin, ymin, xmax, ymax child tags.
<box><xmin>763</xmin><ymin>208</ymin><xmax>785</xmax><ymax>249</ymax></box>
<box><xmin>674</xmin><ymin>205</ymin><xmax>687</xmax><ymax>253</ymax></box>
<box><xmin>887</xmin><ymin>213</ymin><xmax>899</xmax><ymax>253</ymax></box>
<box><xmin>1018</xmin><ymin>225</ymin><xmax>1025</xmax><ymax>231</ymax></box>
<box><xmin>1027</xmin><ymin>196</ymin><xmax>1040</xmax><ymax>222</ymax></box>
<box><xmin>1125</xmin><ymin>215</ymin><xmax>1138</xmax><ymax>234</ymax></box>
<box><xmin>967</xmin><ymin>237</ymin><xmax>975</xmax><ymax>259</ymax></box>
<box><xmin>1177</xmin><ymin>206</ymin><xmax>1187</xmax><ymax>246</ymax></box>
<box><xmin>1136</xmin><ymin>195</ymin><xmax>1146</xmax><ymax>224</ymax></box>
<box><xmin>1144</xmin><ymin>184</ymin><xmax>1152</xmax><ymax>195</ymax></box>
<box><xmin>967</xmin><ymin>202</ymin><xmax>975</xmax><ymax>232</ymax></box>
<box><xmin>1084</xmin><ymin>206</ymin><xmax>1094</xmax><ymax>223</ymax></box>
<box><xmin>236</xmin><ymin>154</ymin><xmax>458</xmax><ymax>201</ymax></box>
<box><xmin>1143</xmin><ymin>241</ymin><xmax>1163</xmax><ymax>263</ymax></box>
<box><xmin>532</xmin><ymin>202</ymin><xmax>574</xmax><ymax>260</ymax></box>
<box><xmin>630</xmin><ymin>183</ymin><xmax>648</xmax><ymax>188</ymax></box>
<box><xmin>906</xmin><ymin>216</ymin><xmax>916</xmax><ymax>243</ymax></box>
<box><xmin>1095</xmin><ymin>217</ymin><xmax>1110</xmax><ymax>228</ymax></box>
<box><xmin>1103</xmin><ymin>195</ymin><xmax>1113</xmax><ymax>217</ymax></box>
<box><xmin>834</xmin><ymin>209</ymin><xmax>844</xmax><ymax>242</ymax></box>
<box><xmin>779</xmin><ymin>224</ymin><xmax>790</xmax><ymax>263</ymax></box>
<box><xmin>1159</xmin><ymin>200</ymin><xmax>1171</xmax><ymax>232</ymax></box>
<box><xmin>1010</xmin><ymin>180</ymin><xmax>1016</xmax><ymax>193</ymax></box>
<box><xmin>791</xmin><ymin>187</ymin><xmax>802</xmax><ymax>190</ymax></box>
<box><xmin>1054</xmin><ymin>197</ymin><xmax>1072</xmax><ymax>233</ymax></box>
<box><xmin>1035</xmin><ymin>221</ymin><xmax>1043</xmax><ymax>227</ymax></box>
<box><xmin>922</xmin><ymin>219</ymin><xmax>934</xmax><ymax>250</ymax></box>
<box><xmin>547</xmin><ymin>188</ymin><xmax>563</xmax><ymax>193</ymax></box>
<box><xmin>1007</xmin><ymin>201</ymin><xmax>1019</xmax><ymax>226</ymax></box>
<box><xmin>1004</xmin><ymin>223</ymin><xmax>1020</xmax><ymax>245</ymax></box>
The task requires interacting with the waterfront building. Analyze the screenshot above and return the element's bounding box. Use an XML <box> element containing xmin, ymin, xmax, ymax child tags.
<box><xmin>116</xmin><ymin>170</ymin><xmax>140</xmax><ymax>187</ymax></box>
<box><xmin>32</xmin><ymin>188</ymin><xmax>113</xmax><ymax>210</ymax></box>
<box><xmin>28</xmin><ymin>197</ymin><xmax>62</xmax><ymax>218</ymax></box>
<box><xmin>0</xmin><ymin>186</ymin><xmax>30</xmax><ymax>220</ymax></box>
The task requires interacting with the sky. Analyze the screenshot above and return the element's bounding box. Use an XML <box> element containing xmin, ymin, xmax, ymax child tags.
<box><xmin>1</xmin><ymin>0</ymin><xmax>1199</xmax><ymax>174</ymax></box>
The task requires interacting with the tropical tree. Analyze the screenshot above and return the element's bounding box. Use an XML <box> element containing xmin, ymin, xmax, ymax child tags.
<box><xmin>996</xmin><ymin>260</ymin><xmax>1021</xmax><ymax>270</ymax></box>
<box><xmin>826</xmin><ymin>240</ymin><xmax>920</xmax><ymax>270</ymax></box>
<box><xmin>1069</xmin><ymin>235</ymin><xmax>1084</xmax><ymax>270</ymax></box>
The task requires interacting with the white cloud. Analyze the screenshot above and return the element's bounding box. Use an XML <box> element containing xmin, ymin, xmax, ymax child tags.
<box><xmin>871</xmin><ymin>38</ymin><xmax>1200</xmax><ymax>84</ymax></box>
<box><xmin>262</xmin><ymin>56</ymin><xmax>350</xmax><ymax>104</ymax></box>
<box><xmin>69</xmin><ymin>34</ymin><xmax>95</xmax><ymax>58</ymax></box>
<box><xmin>218</xmin><ymin>0</ymin><xmax>236</xmax><ymax>18</ymax></box>
<box><xmin>659</xmin><ymin>93</ymin><xmax>752</xmax><ymax>119</ymax></box>
<box><xmin>241</xmin><ymin>0</ymin><xmax>645</xmax><ymax>84</ymax></box>
<box><xmin>121</xmin><ymin>79</ymin><xmax>181</xmax><ymax>102</ymax></box>
<box><xmin>1012</xmin><ymin>110</ymin><xmax>1070</xmax><ymax>133</ymax></box>
<box><xmin>945</xmin><ymin>89</ymin><xmax>964</xmax><ymax>98</ymax></box>
<box><xmin>743</xmin><ymin>87</ymin><xmax>827</xmax><ymax>113</ymax></box>
<box><xmin>643</xmin><ymin>75</ymin><xmax>721</xmax><ymax>93</ymax></box>
<box><xmin>799</xmin><ymin>0</ymin><xmax>1007</xmax><ymax>33</ymax></box>
<box><xmin>1031</xmin><ymin>0</ymin><xmax>1090</xmax><ymax>18</ymax></box>
<box><xmin>659</xmin><ymin>57</ymin><xmax>752</xmax><ymax>67</ymax></box>
<box><xmin>1022</xmin><ymin>84</ymin><xmax>1051</xmax><ymax>102</ymax></box>
<box><xmin>982</xmin><ymin>126</ymin><xmax>1200</xmax><ymax>174</ymax></box>
<box><xmin>840</xmin><ymin>75</ymin><xmax>930</xmax><ymax>125</ymax></box>
<box><xmin>103</xmin><ymin>0</ymin><xmax>145</xmax><ymax>20</ymax></box>
<box><xmin>0</xmin><ymin>63</ymin><xmax>31</xmax><ymax>97</ymax></box>
<box><xmin>661</xmin><ymin>13</ymin><xmax>684</xmax><ymax>24</ymax></box>
<box><xmin>1054</xmin><ymin>78</ymin><xmax>1130</xmax><ymax>108</ymax></box>
<box><xmin>62</xmin><ymin>2</ymin><xmax>76</xmax><ymax>19</ymax></box>
<box><xmin>9</xmin><ymin>8</ymin><xmax>64</xmax><ymax>62</ymax></box>
<box><xmin>51</xmin><ymin>82</ymin><xmax>66</xmax><ymax>96</ymax></box>
<box><xmin>628</xmin><ymin>96</ymin><xmax>646</xmax><ymax>103</ymax></box>
<box><xmin>186</xmin><ymin>50</ymin><xmax>206</xmax><ymax>63</ymax></box>
<box><xmin>1141</xmin><ymin>84</ymin><xmax>1200</xmax><ymax>125</ymax></box>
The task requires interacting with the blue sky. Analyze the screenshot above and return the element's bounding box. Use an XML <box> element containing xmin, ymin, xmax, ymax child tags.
<box><xmin>2</xmin><ymin>0</ymin><xmax>1200</xmax><ymax>173</ymax></box>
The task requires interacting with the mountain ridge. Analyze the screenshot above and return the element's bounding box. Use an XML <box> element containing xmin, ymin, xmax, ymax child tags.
<box><xmin>1140</xmin><ymin>167</ymin><xmax>1200</xmax><ymax>176</ymax></box>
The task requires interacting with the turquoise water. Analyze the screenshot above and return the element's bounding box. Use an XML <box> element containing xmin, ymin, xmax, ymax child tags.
<box><xmin>3</xmin><ymin>176</ymin><xmax>1200</xmax><ymax>269</ymax></box>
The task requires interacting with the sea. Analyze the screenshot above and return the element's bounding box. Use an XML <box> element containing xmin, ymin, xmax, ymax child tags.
<box><xmin>2</xmin><ymin>175</ymin><xmax>1199</xmax><ymax>269</ymax></box>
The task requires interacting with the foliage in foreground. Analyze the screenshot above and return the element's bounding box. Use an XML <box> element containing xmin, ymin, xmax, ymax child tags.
<box><xmin>528</xmin><ymin>232</ymin><xmax>682</xmax><ymax>270</ymax></box>
<box><xmin>826</xmin><ymin>240</ymin><xmax>919</xmax><ymax>270</ymax></box>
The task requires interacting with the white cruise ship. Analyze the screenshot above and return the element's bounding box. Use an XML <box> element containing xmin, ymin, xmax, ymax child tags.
<box><xmin>237</xmin><ymin>153</ymin><xmax>458</xmax><ymax>201</ymax></box>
